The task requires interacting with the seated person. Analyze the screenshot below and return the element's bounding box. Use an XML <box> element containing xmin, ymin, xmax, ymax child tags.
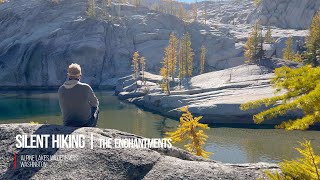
<box><xmin>58</xmin><ymin>63</ymin><xmax>99</xmax><ymax>127</ymax></box>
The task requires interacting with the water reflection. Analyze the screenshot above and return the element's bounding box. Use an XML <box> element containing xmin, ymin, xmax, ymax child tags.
<box><xmin>0</xmin><ymin>91</ymin><xmax>319</xmax><ymax>164</ymax></box>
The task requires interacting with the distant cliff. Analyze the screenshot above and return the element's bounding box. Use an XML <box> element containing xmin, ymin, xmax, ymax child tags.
<box><xmin>247</xmin><ymin>0</ymin><xmax>320</xmax><ymax>29</ymax></box>
<box><xmin>0</xmin><ymin>0</ymin><xmax>238</xmax><ymax>88</ymax></box>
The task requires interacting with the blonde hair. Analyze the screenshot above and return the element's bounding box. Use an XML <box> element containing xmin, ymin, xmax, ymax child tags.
<box><xmin>67</xmin><ymin>63</ymin><xmax>82</xmax><ymax>78</ymax></box>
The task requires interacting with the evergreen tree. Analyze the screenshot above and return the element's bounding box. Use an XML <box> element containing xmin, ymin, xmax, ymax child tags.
<box><xmin>140</xmin><ymin>56</ymin><xmax>146</xmax><ymax>83</ymax></box>
<box><xmin>178</xmin><ymin>39</ymin><xmax>184</xmax><ymax>88</ymax></box>
<box><xmin>166</xmin><ymin>106</ymin><xmax>211</xmax><ymax>158</ymax></box>
<box><xmin>160</xmin><ymin>32</ymin><xmax>178</xmax><ymax>94</ymax></box>
<box><xmin>245</xmin><ymin>24</ymin><xmax>260</xmax><ymax>64</ymax></box>
<box><xmin>178</xmin><ymin>3</ymin><xmax>186</xmax><ymax>21</ymax></box>
<box><xmin>265</xmin><ymin>140</ymin><xmax>320</xmax><ymax>179</ymax></box>
<box><xmin>86</xmin><ymin>0</ymin><xmax>96</xmax><ymax>17</ymax></box>
<box><xmin>192</xmin><ymin>0</ymin><xmax>198</xmax><ymax>22</ymax></box>
<box><xmin>241</xmin><ymin>65</ymin><xmax>320</xmax><ymax>130</ymax></box>
<box><xmin>283</xmin><ymin>37</ymin><xmax>295</xmax><ymax>61</ymax></box>
<box><xmin>102</xmin><ymin>0</ymin><xmax>107</xmax><ymax>17</ymax></box>
<box><xmin>132</xmin><ymin>51</ymin><xmax>140</xmax><ymax>80</ymax></box>
<box><xmin>180</xmin><ymin>33</ymin><xmax>194</xmax><ymax>78</ymax></box>
<box><xmin>265</xmin><ymin>27</ymin><xmax>274</xmax><ymax>43</ymax></box>
<box><xmin>306</xmin><ymin>13</ymin><xmax>320</xmax><ymax>66</ymax></box>
<box><xmin>200</xmin><ymin>45</ymin><xmax>206</xmax><ymax>74</ymax></box>
<box><xmin>293</xmin><ymin>53</ymin><xmax>303</xmax><ymax>62</ymax></box>
<box><xmin>203</xmin><ymin>1</ymin><xmax>207</xmax><ymax>24</ymax></box>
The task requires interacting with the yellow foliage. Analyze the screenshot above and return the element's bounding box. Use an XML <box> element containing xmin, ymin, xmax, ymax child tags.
<box><xmin>265</xmin><ymin>140</ymin><xmax>320</xmax><ymax>180</ymax></box>
<box><xmin>140</xmin><ymin>56</ymin><xmax>146</xmax><ymax>82</ymax></box>
<box><xmin>166</xmin><ymin>106</ymin><xmax>211</xmax><ymax>158</ymax></box>
<box><xmin>265</xmin><ymin>27</ymin><xmax>274</xmax><ymax>43</ymax></box>
<box><xmin>160</xmin><ymin>32</ymin><xmax>178</xmax><ymax>94</ymax></box>
<box><xmin>283</xmin><ymin>37</ymin><xmax>295</xmax><ymax>61</ymax></box>
<box><xmin>292</xmin><ymin>53</ymin><xmax>303</xmax><ymax>63</ymax></box>
<box><xmin>245</xmin><ymin>24</ymin><xmax>261</xmax><ymax>64</ymax></box>
<box><xmin>192</xmin><ymin>1</ymin><xmax>198</xmax><ymax>22</ymax></box>
<box><xmin>253</xmin><ymin>0</ymin><xmax>261</xmax><ymax>6</ymax></box>
<box><xmin>132</xmin><ymin>51</ymin><xmax>139</xmax><ymax>80</ymax></box>
<box><xmin>86</xmin><ymin>0</ymin><xmax>96</xmax><ymax>17</ymax></box>
<box><xmin>179</xmin><ymin>33</ymin><xmax>194</xmax><ymax>78</ymax></box>
<box><xmin>30</xmin><ymin>121</ymin><xmax>39</xmax><ymax>124</ymax></box>
<box><xmin>241</xmin><ymin>65</ymin><xmax>320</xmax><ymax>130</ymax></box>
<box><xmin>306</xmin><ymin>12</ymin><xmax>320</xmax><ymax>66</ymax></box>
<box><xmin>0</xmin><ymin>0</ymin><xmax>5</xmax><ymax>4</ymax></box>
<box><xmin>200</xmin><ymin>45</ymin><xmax>206</xmax><ymax>74</ymax></box>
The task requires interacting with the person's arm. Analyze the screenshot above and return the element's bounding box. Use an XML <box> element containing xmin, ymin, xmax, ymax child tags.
<box><xmin>87</xmin><ymin>85</ymin><xmax>99</xmax><ymax>107</ymax></box>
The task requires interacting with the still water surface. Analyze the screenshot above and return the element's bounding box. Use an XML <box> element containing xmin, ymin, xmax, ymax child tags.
<box><xmin>0</xmin><ymin>91</ymin><xmax>319</xmax><ymax>164</ymax></box>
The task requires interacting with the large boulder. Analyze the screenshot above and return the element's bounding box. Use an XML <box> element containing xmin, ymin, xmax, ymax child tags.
<box><xmin>0</xmin><ymin>124</ymin><xmax>278</xmax><ymax>179</ymax></box>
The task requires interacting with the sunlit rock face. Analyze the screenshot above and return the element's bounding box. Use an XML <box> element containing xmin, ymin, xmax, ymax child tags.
<box><xmin>0</xmin><ymin>123</ymin><xmax>278</xmax><ymax>179</ymax></box>
<box><xmin>0</xmin><ymin>0</ymin><xmax>240</xmax><ymax>88</ymax></box>
<box><xmin>247</xmin><ymin>0</ymin><xmax>320</xmax><ymax>29</ymax></box>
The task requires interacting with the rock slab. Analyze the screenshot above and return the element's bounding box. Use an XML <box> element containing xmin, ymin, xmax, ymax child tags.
<box><xmin>0</xmin><ymin>124</ymin><xmax>278</xmax><ymax>179</ymax></box>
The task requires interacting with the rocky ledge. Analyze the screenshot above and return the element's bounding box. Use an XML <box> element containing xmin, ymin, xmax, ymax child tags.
<box><xmin>115</xmin><ymin>60</ymin><xmax>301</xmax><ymax>125</ymax></box>
<box><xmin>0</xmin><ymin>124</ymin><xmax>278</xmax><ymax>179</ymax></box>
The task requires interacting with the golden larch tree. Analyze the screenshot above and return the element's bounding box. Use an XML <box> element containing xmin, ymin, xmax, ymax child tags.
<box><xmin>245</xmin><ymin>24</ymin><xmax>260</xmax><ymax>64</ymax></box>
<box><xmin>180</xmin><ymin>32</ymin><xmax>194</xmax><ymax>78</ymax></box>
<box><xmin>192</xmin><ymin>0</ymin><xmax>198</xmax><ymax>22</ymax></box>
<box><xmin>140</xmin><ymin>56</ymin><xmax>146</xmax><ymax>83</ymax></box>
<box><xmin>241</xmin><ymin>65</ymin><xmax>320</xmax><ymax>130</ymax></box>
<box><xmin>203</xmin><ymin>1</ymin><xmax>207</xmax><ymax>24</ymax></box>
<box><xmin>160</xmin><ymin>32</ymin><xmax>178</xmax><ymax>94</ymax></box>
<box><xmin>132</xmin><ymin>51</ymin><xmax>140</xmax><ymax>80</ymax></box>
<box><xmin>166</xmin><ymin>106</ymin><xmax>212</xmax><ymax>158</ymax></box>
<box><xmin>86</xmin><ymin>0</ymin><xmax>96</xmax><ymax>17</ymax></box>
<box><xmin>283</xmin><ymin>37</ymin><xmax>295</xmax><ymax>61</ymax></box>
<box><xmin>306</xmin><ymin>13</ymin><xmax>320</xmax><ymax>66</ymax></box>
<box><xmin>265</xmin><ymin>27</ymin><xmax>274</xmax><ymax>43</ymax></box>
<box><xmin>200</xmin><ymin>45</ymin><xmax>206</xmax><ymax>74</ymax></box>
<box><xmin>265</xmin><ymin>140</ymin><xmax>320</xmax><ymax>180</ymax></box>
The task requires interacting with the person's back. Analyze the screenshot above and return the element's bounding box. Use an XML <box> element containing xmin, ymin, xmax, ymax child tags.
<box><xmin>58</xmin><ymin>63</ymin><xmax>99</xmax><ymax>127</ymax></box>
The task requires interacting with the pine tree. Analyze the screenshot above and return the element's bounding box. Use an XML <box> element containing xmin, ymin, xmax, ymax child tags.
<box><xmin>180</xmin><ymin>33</ymin><xmax>194</xmax><ymax>78</ymax></box>
<box><xmin>192</xmin><ymin>0</ymin><xmax>198</xmax><ymax>22</ymax></box>
<box><xmin>306</xmin><ymin>13</ymin><xmax>320</xmax><ymax>66</ymax></box>
<box><xmin>293</xmin><ymin>53</ymin><xmax>303</xmax><ymax>62</ymax></box>
<box><xmin>166</xmin><ymin>106</ymin><xmax>212</xmax><ymax>158</ymax></box>
<box><xmin>283</xmin><ymin>37</ymin><xmax>295</xmax><ymax>61</ymax></box>
<box><xmin>102</xmin><ymin>0</ymin><xmax>107</xmax><ymax>17</ymax></box>
<box><xmin>240</xmin><ymin>65</ymin><xmax>320</xmax><ymax>130</ymax></box>
<box><xmin>265</xmin><ymin>27</ymin><xmax>274</xmax><ymax>43</ymax></box>
<box><xmin>160</xmin><ymin>32</ymin><xmax>178</xmax><ymax>94</ymax></box>
<box><xmin>178</xmin><ymin>3</ymin><xmax>186</xmax><ymax>21</ymax></box>
<box><xmin>132</xmin><ymin>51</ymin><xmax>139</xmax><ymax>80</ymax></box>
<box><xmin>200</xmin><ymin>45</ymin><xmax>206</xmax><ymax>74</ymax></box>
<box><xmin>245</xmin><ymin>24</ymin><xmax>260</xmax><ymax>64</ymax></box>
<box><xmin>86</xmin><ymin>0</ymin><xmax>96</xmax><ymax>17</ymax></box>
<box><xmin>140</xmin><ymin>56</ymin><xmax>146</xmax><ymax>83</ymax></box>
<box><xmin>265</xmin><ymin>140</ymin><xmax>320</xmax><ymax>180</ymax></box>
<box><xmin>204</xmin><ymin>1</ymin><xmax>207</xmax><ymax>24</ymax></box>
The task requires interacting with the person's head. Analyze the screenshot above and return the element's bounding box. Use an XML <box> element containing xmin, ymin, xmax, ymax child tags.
<box><xmin>67</xmin><ymin>63</ymin><xmax>82</xmax><ymax>80</ymax></box>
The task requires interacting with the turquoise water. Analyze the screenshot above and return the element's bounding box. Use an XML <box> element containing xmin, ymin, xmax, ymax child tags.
<box><xmin>0</xmin><ymin>91</ymin><xmax>319</xmax><ymax>164</ymax></box>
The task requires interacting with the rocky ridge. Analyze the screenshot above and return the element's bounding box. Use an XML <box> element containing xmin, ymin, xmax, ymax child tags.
<box><xmin>0</xmin><ymin>0</ymin><xmax>239</xmax><ymax>88</ymax></box>
<box><xmin>0</xmin><ymin>123</ymin><xmax>279</xmax><ymax>179</ymax></box>
<box><xmin>116</xmin><ymin>60</ymin><xmax>302</xmax><ymax>124</ymax></box>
